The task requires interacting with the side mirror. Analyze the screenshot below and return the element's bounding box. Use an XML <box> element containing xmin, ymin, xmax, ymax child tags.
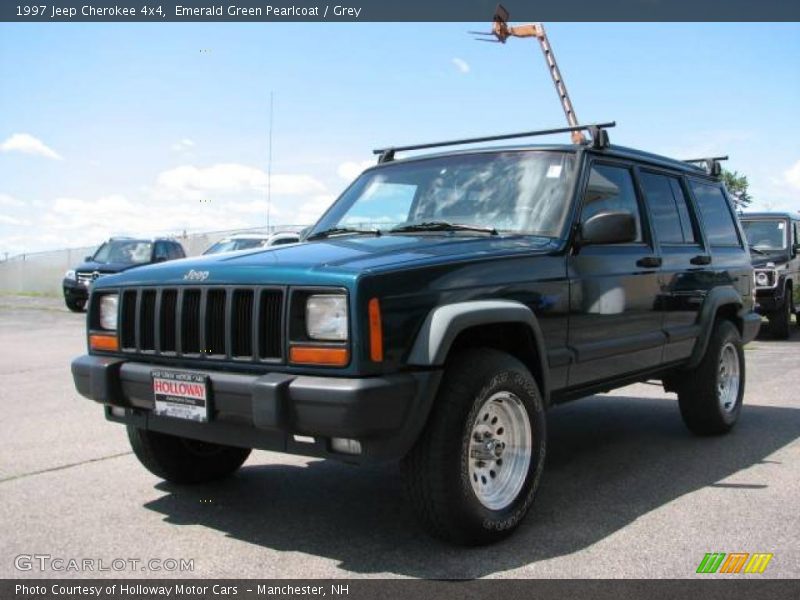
<box><xmin>84</xmin><ymin>255</ymin><xmax>92</xmax><ymax>262</ymax></box>
<box><xmin>579</xmin><ymin>211</ymin><xmax>637</xmax><ymax>245</ymax></box>
<box><xmin>793</xmin><ymin>243</ymin><xmax>800</xmax><ymax>256</ymax></box>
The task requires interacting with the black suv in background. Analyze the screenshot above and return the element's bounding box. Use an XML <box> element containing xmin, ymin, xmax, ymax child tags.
<box><xmin>740</xmin><ymin>212</ymin><xmax>800</xmax><ymax>338</ymax></box>
<box><xmin>62</xmin><ymin>237</ymin><xmax>186</xmax><ymax>312</ymax></box>
<box><xmin>73</xmin><ymin>124</ymin><xmax>760</xmax><ymax>544</ymax></box>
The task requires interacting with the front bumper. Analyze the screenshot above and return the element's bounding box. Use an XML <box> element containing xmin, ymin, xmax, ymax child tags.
<box><xmin>754</xmin><ymin>288</ymin><xmax>784</xmax><ymax>314</ymax></box>
<box><xmin>63</xmin><ymin>278</ymin><xmax>89</xmax><ymax>300</ymax></box>
<box><xmin>741</xmin><ymin>311</ymin><xmax>762</xmax><ymax>344</ymax></box>
<box><xmin>71</xmin><ymin>355</ymin><xmax>441</xmax><ymax>463</ymax></box>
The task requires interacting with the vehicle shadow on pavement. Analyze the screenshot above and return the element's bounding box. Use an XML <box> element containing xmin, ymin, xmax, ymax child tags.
<box><xmin>143</xmin><ymin>395</ymin><xmax>800</xmax><ymax>578</ymax></box>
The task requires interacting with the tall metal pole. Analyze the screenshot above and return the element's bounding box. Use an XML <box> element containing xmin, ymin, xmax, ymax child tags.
<box><xmin>267</xmin><ymin>91</ymin><xmax>274</xmax><ymax>233</ymax></box>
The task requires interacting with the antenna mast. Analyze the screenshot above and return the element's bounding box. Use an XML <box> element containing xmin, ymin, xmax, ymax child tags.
<box><xmin>471</xmin><ymin>4</ymin><xmax>586</xmax><ymax>144</ymax></box>
<box><xmin>267</xmin><ymin>91</ymin><xmax>274</xmax><ymax>232</ymax></box>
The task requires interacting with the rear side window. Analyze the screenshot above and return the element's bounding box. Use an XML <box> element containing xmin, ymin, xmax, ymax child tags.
<box><xmin>582</xmin><ymin>164</ymin><xmax>643</xmax><ymax>242</ymax></box>
<box><xmin>639</xmin><ymin>171</ymin><xmax>697</xmax><ymax>244</ymax></box>
<box><xmin>690</xmin><ymin>181</ymin><xmax>740</xmax><ymax>246</ymax></box>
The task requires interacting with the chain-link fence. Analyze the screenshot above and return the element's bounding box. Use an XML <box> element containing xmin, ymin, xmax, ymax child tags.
<box><xmin>0</xmin><ymin>225</ymin><xmax>310</xmax><ymax>296</ymax></box>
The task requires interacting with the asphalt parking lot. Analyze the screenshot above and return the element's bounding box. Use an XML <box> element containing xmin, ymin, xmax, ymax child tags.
<box><xmin>1</xmin><ymin>294</ymin><xmax>798</xmax><ymax>579</ymax></box>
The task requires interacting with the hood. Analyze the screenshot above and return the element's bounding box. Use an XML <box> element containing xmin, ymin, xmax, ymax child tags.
<box><xmin>74</xmin><ymin>260</ymin><xmax>145</xmax><ymax>274</ymax></box>
<box><xmin>751</xmin><ymin>251</ymin><xmax>790</xmax><ymax>269</ymax></box>
<box><xmin>96</xmin><ymin>234</ymin><xmax>554</xmax><ymax>288</ymax></box>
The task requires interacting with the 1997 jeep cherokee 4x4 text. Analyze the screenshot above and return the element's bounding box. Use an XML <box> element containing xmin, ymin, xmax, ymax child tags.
<box><xmin>72</xmin><ymin>123</ymin><xmax>760</xmax><ymax>545</ymax></box>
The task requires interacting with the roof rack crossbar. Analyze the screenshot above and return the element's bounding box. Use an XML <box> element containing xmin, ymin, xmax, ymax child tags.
<box><xmin>683</xmin><ymin>155</ymin><xmax>729</xmax><ymax>164</ymax></box>
<box><xmin>373</xmin><ymin>121</ymin><xmax>616</xmax><ymax>163</ymax></box>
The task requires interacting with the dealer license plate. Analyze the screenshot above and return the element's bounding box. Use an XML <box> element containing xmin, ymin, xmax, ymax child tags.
<box><xmin>151</xmin><ymin>370</ymin><xmax>210</xmax><ymax>422</ymax></box>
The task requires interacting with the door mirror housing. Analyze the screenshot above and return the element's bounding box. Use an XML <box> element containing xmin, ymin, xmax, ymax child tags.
<box><xmin>579</xmin><ymin>211</ymin><xmax>637</xmax><ymax>245</ymax></box>
<box><xmin>84</xmin><ymin>255</ymin><xmax>92</xmax><ymax>262</ymax></box>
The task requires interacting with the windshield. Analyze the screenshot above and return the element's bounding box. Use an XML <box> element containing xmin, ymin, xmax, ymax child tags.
<box><xmin>204</xmin><ymin>238</ymin><xmax>267</xmax><ymax>255</ymax></box>
<box><xmin>742</xmin><ymin>219</ymin><xmax>788</xmax><ymax>251</ymax></box>
<box><xmin>92</xmin><ymin>240</ymin><xmax>153</xmax><ymax>264</ymax></box>
<box><xmin>312</xmin><ymin>151</ymin><xmax>576</xmax><ymax>237</ymax></box>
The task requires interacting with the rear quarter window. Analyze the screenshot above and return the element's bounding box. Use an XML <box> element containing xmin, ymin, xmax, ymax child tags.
<box><xmin>689</xmin><ymin>180</ymin><xmax>741</xmax><ymax>247</ymax></box>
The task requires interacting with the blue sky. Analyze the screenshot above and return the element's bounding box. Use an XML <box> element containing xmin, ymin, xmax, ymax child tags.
<box><xmin>1</xmin><ymin>22</ymin><xmax>798</xmax><ymax>255</ymax></box>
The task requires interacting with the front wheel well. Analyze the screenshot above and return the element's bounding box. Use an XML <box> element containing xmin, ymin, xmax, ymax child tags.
<box><xmin>714</xmin><ymin>303</ymin><xmax>743</xmax><ymax>335</ymax></box>
<box><xmin>446</xmin><ymin>322</ymin><xmax>545</xmax><ymax>398</ymax></box>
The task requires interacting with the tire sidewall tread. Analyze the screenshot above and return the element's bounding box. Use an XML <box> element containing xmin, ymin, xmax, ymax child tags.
<box><xmin>402</xmin><ymin>348</ymin><xmax>546</xmax><ymax>545</ymax></box>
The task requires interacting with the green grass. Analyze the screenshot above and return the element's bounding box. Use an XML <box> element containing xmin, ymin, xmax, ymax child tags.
<box><xmin>0</xmin><ymin>290</ymin><xmax>60</xmax><ymax>298</ymax></box>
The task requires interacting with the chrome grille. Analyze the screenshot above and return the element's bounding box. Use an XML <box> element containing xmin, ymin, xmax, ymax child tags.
<box><xmin>76</xmin><ymin>271</ymin><xmax>101</xmax><ymax>286</ymax></box>
<box><xmin>119</xmin><ymin>287</ymin><xmax>284</xmax><ymax>362</ymax></box>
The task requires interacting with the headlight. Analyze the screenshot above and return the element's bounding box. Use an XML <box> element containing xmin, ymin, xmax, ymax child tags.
<box><xmin>98</xmin><ymin>294</ymin><xmax>119</xmax><ymax>331</ymax></box>
<box><xmin>65</xmin><ymin>270</ymin><xmax>76</xmax><ymax>280</ymax></box>
<box><xmin>755</xmin><ymin>271</ymin><xmax>773</xmax><ymax>287</ymax></box>
<box><xmin>305</xmin><ymin>294</ymin><xmax>348</xmax><ymax>341</ymax></box>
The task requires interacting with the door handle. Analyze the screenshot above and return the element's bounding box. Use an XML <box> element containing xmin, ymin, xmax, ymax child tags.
<box><xmin>690</xmin><ymin>254</ymin><xmax>712</xmax><ymax>266</ymax></box>
<box><xmin>636</xmin><ymin>256</ymin><xmax>662</xmax><ymax>268</ymax></box>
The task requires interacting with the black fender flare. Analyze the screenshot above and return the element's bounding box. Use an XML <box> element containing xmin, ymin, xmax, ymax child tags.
<box><xmin>687</xmin><ymin>286</ymin><xmax>745</xmax><ymax>368</ymax></box>
<box><xmin>407</xmin><ymin>300</ymin><xmax>550</xmax><ymax>403</ymax></box>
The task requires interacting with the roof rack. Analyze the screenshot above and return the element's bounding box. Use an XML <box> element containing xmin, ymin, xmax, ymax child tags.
<box><xmin>373</xmin><ymin>121</ymin><xmax>616</xmax><ymax>164</ymax></box>
<box><xmin>683</xmin><ymin>155</ymin><xmax>728</xmax><ymax>177</ymax></box>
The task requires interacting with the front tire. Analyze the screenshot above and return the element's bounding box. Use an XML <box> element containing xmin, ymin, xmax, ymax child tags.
<box><xmin>127</xmin><ymin>426</ymin><xmax>251</xmax><ymax>484</ymax></box>
<box><xmin>64</xmin><ymin>295</ymin><xmax>86</xmax><ymax>312</ymax></box>
<box><xmin>402</xmin><ymin>349</ymin><xmax>546</xmax><ymax>545</ymax></box>
<box><xmin>677</xmin><ymin>320</ymin><xmax>745</xmax><ymax>436</ymax></box>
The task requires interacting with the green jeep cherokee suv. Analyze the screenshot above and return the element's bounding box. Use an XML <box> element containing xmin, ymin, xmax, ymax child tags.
<box><xmin>72</xmin><ymin>124</ymin><xmax>760</xmax><ymax>545</ymax></box>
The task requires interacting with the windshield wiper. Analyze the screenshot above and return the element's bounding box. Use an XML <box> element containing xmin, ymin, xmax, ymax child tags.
<box><xmin>390</xmin><ymin>221</ymin><xmax>498</xmax><ymax>235</ymax></box>
<box><xmin>748</xmin><ymin>244</ymin><xmax>768</xmax><ymax>255</ymax></box>
<box><xmin>307</xmin><ymin>227</ymin><xmax>382</xmax><ymax>241</ymax></box>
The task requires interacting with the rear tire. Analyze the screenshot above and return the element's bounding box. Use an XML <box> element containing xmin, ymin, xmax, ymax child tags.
<box><xmin>676</xmin><ymin>320</ymin><xmax>745</xmax><ymax>436</ymax></box>
<box><xmin>127</xmin><ymin>426</ymin><xmax>251</xmax><ymax>484</ymax></box>
<box><xmin>402</xmin><ymin>349</ymin><xmax>546</xmax><ymax>545</ymax></box>
<box><xmin>64</xmin><ymin>296</ymin><xmax>86</xmax><ymax>312</ymax></box>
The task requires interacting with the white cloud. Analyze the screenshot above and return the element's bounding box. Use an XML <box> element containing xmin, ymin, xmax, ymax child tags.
<box><xmin>0</xmin><ymin>163</ymin><xmax>333</xmax><ymax>255</ymax></box>
<box><xmin>0</xmin><ymin>133</ymin><xmax>62</xmax><ymax>160</ymax></box>
<box><xmin>0</xmin><ymin>193</ymin><xmax>24</xmax><ymax>207</ymax></box>
<box><xmin>0</xmin><ymin>215</ymin><xmax>23</xmax><ymax>226</ymax></box>
<box><xmin>155</xmin><ymin>163</ymin><xmax>325</xmax><ymax>200</ymax></box>
<box><xmin>452</xmin><ymin>57</ymin><xmax>470</xmax><ymax>74</ymax></box>
<box><xmin>337</xmin><ymin>159</ymin><xmax>374</xmax><ymax>181</ymax></box>
<box><xmin>171</xmin><ymin>138</ymin><xmax>195</xmax><ymax>152</ymax></box>
<box><xmin>785</xmin><ymin>159</ymin><xmax>800</xmax><ymax>190</ymax></box>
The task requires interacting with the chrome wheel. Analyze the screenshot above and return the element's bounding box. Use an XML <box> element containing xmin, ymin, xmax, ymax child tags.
<box><xmin>717</xmin><ymin>342</ymin><xmax>740</xmax><ymax>413</ymax></box>
<box><xmin>468</xmin><ymin>391</ymin><xmax>532</xmax><ymax>511</ymax></box>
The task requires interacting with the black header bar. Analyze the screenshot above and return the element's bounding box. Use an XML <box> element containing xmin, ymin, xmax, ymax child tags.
<box><xmin>2</xmin><ymin>0</ymin><xmax>799</xmax><ymax>22</ymax></box>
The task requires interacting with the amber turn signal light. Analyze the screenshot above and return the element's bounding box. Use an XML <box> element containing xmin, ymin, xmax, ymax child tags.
<box><xmin>289</xmin><ymin>346</ymin><xmax>349</xmax><ymax>367</ymax></box>
<box><xmin>89</xmin><ymin>334</ymin><xmax>119</xmax><ymax>352</ymax></box>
